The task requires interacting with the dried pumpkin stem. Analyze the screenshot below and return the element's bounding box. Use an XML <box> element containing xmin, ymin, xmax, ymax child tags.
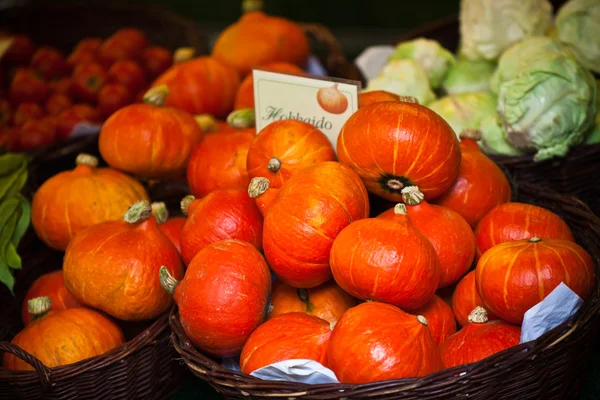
<box><xmin>181</xmin><ymin>195</ymin><xmax>195</xmax><ymax>216</ymax></box>
<box><xmin>28</xmin><ymin>296</ymin><xmax>52</xmax><ymax>319</ymax></box>
<box><xmin>398</xmin><ymin>96</ymin><xmax>419</xmax><ymax>104</ymax></box>
<box><xmin>124</xmin><ymin>200</ymin><xmax>153</xmax><ymax>224</ymax></box>
<box><xmin>159</xmin><ymin>266</ymin><xmax>179</xmax><ymax>295</ymax></box>
<box><xmin>387</xmin><ymin>179</ymin><xmax>404</xmax><ymax>191</ymax></box>
<box><xmin>401</xmin><ymin>186</ymin><xmax>424</xmax><ymax>206</ymax></box>
<box><xmin>460</xmin><ymin>128</ymin><xmax>482</xmax><ymax>141</ymax></box>
<box><xmin>173</xmin><ymin>47</ymin><xmax>195</xmax><ymax>64</ymax></box>
<box><xmin>416</xmin><ymin>315</ymin><xmax>428</xmax><ymax>326</ymax></box>
<box><xmin>151</xmin><ymin>202</ymin><xmax>169</xmax><ymax>224</ymax></box>
<box><xmin>267</xmin><ymin>157</ymin><xmax>282</xmax><ymax>173</ymax></box>
<box><xmin>195</xmin><ymin>114</ymin><xmax>217</xmax><ymax>133</ymax></box>
<box><xmin>248</xmin><ymin>177</ymin><xmax>270</xmax><ymax>199</ymax></box>
<box><xmin>75</xmin><ymin>153</ymin><xmax>99</xmax><ymax>168</ymax></box>
<box><xmin>242</xmin><ymin>0</ymin><xmax>264</xmax><ymax>12</ymax></box>
<box><xmin>227</xmin><ymin>108</ymin><xmax>255</xmax><ymax>129</ymax></box>
<box><xmin>393</xmin><ymin>203</ymin><xmax>408</xmax><ymax>215</ymax></box>
<box><xmin>529</xmin><ymin>237</ymin><xmax>542</xmax><ymax>243</ymax></box>
<box><xmin>143</xmin><ymin>85</ymin><xmax>169</xmax><ymax>107</ymax></box>
<box><xmin>468</xmin><ymin>306</ymin><xmax>488</xmax><ymax>324</ymax></box>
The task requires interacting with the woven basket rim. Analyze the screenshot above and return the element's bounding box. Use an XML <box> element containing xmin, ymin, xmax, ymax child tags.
<box><xmin>169</xmin><ymin>181</ymin><xmax>600</xmax><ymax>394</ymax></box>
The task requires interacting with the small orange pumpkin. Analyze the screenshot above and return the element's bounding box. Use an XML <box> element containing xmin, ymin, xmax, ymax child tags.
<box><xmin>152</xmin><ymin>202</ymin><xmax>185</xmax><ymax>254</ymax></box>
<box><xmin>411</xmin><ymin>295</ymin><xmax>457</xmax><ymax>346</ymax></box>
<box><xmin>452</xmin><ymin>271</ymin><xmax>498</xmax><ymax>327</ymax></box>
<box><xmin>358</xmin><ymin>90</ymin><xmax>400</xmax><ymax>107</ymax></box>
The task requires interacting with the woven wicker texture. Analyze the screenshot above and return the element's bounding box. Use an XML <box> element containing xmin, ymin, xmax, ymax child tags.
<box><xmin>170</xmin><ymin>182</ymin><xmax>600</xmax><ymax>400</ymax></box>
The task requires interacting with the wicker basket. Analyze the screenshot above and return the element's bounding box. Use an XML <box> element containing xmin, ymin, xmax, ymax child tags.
<box><xmin>169</xmin><ymin>182</ymin><xmax>600</xmax><ymax>400</ymax></box>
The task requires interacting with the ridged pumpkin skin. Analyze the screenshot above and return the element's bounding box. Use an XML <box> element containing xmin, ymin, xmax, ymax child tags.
<box><xmin>31</xmin><ymin>157</ymin><xmax>149</xmax><ymax>251</ymax></box>
<box><xmin>187</xmin><ymin>128</ymin><xmax>256</xmax><ymax>197</ymax></box>
<box><xmin>330</xmin><ymin>213</ymin><xmax>440</xmax><ymax>310</ymax></box>
<box><xmin>476</xmin><ymin>238</ymin><xmax>595</xmax><ymax>324</ymax></box>
<box><xmin>337</xmin><ymin>101</ymin><xmax>461</xmax><ymax>201</ymax></box>
<box><xmin>435</xmin><ymin>134</ymin><xmax>512</xmax><ymax>228</ymax></box>
<box><xmin>212</xmin><ymin>12</ymin><xmax>309</xmax><ymax>77</ymax></box>
<box><xmin>412</xmin><ymin>295</ymin><xmax>457</xmax><ymax>346</ymax></box>
<box><xmin>180</xmin><ymin>189</ymin><xmax>263</xmax><ymax>265</ymax></box>
<box><xmin>267</xmin><ymin>280</ymin><xmax>356</xmax><ymax>326</ymax></box>
<box><xmin>240</xmin><ymin>313</ymin><xmax>331</xmax><ymax>374</ymax></box>
<box><xmin>235</xmin><ymin>62</ymin><xmax>304</xmax><ymax>110</ymax></box>
<box><xmin>378</xmin><ymin>187</ymin><xmax>475</xmax><ymax>288</ymax></box>
<box><xmin>262</xmin><ymin>162</ymin><xmax>369</xmax><ymax>288</ymax></box>
<box><xmin>151</xmin><ymin>56</ymin><xmax>240</xmax><ymax>118</ymax></box>
<box><xmin>3</xmin><ymin>307</ymin><xmax>124</xmax><ymax>371</ymax></box>
<box><xmin>327</xmin><ymin>302</ymin><xmax>442</xmax><ymax>383</ymax></box>
<box><xmin>440</xmin><ymin>310</ymin><xmax>521</xmax><ymax>368</ymax></box>
<box><xmin>474</xmin><ymin>202</ymin><xmax>575</xmax><ymax>257</ymax></box>
<box><xmin>99</xmin><ymin>103</ymin><xmax>204</xmax><ymax>178</ymax></box>
<box><xmin>358</xmin><ymin>90</ymin><xmax>400</xmax><ymax>107</ymax></box>
<box><xmin>247</xmin><ymin>120</ymin><xmax>336</xmax><ymax>188</ymax></box>
<box><xmin>452</xmin><ymin>271</ymin><xmax>498</xmax><ymax>327</ymax></box>
<box><xmin>63</xmin><ymin>206</ymin><xmax>184</xmax><ymax>321</ymax></box>
<box><xmin>158</xmin><ymin>217</ymin><xmax>186</xmax><ymax>254</ymax></box>
<box><xmin>21</xmin><ymin>271</ymin><xmax>82</xmax><ymax>326</ymax></box>
<box><xmin>173</xmin><ymin>240</ymin><xmax>271</xmax><ymax>357</ymax></box>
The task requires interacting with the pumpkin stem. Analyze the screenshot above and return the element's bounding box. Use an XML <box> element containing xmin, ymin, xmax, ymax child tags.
<box><xmin>460</xmin><ymin>128</ymin><xmax>482</xmax><ymax>142</ymax></box>
<box><xmin>181</xmin><ymin>195</ymin><xmax>195</xmax><ymax>216</ymax></box>
<box><xmin>143</xmin><ymin>85</ymin><xmax>169</xmax><ymax>107</ymax></box>
<box><xmin>28</xmin><ymin>296</ymin><xmax>52</xmax><ymax>319</ymax></box>
<box><xmin>398</xmin><ymin>96</ymin><xmax>419</xmax><ymax>104</ymax></box>
<box><xmin>401</xmin><ymin>186</ymin><xmax>424</xmax><ymax>206</ymax></box>
<box><xmin>297</xmin><ymin>288</ymin><xmax>315</xmax><ymax>313</ymax></box>
<box><xmin>75</xmin><ymin>153</ymin><xmax>99</xmax><ymax>168</ymax></box>
<box><xmin>248</xmin><ymin>177</ymin><xmax>270</xmax><ymax>199</ymax></box>
<box><xmin>242</xmin><ymin>0</ymin><xmax>264</xmax><ymax>12</ymax></box>
<box><xmin>151</xmin><ymin>202</ymin><xmax>169</xmax><ymax>224</ymax></box>
<box><xmin>393</xmin><ymin>203</ymin><xmax>408</xmax><ymax>215</ymax></box>
<box><xmin>416</xmin><ymin>315</ymin><xmax>428</xmax><ymax>326</ymax></box>
<box><xmin>159</xmin><ymin>266</ymin><xmax>179</xmax><ymax>295</ymax></box>
<box><xmin>529</xmin><ymin>237</ymin><xmax>542</xmax><ymax>243</ymax></box>
<box><xmin>267</xmin><ymin>157</ymin><xmax>282</xmax><ymax>173</ymax></box>
<box><xmin>124</xmin><ymin>200</ymin><xmax>153</xmax><ymax>224</ymax></box>
<box><xmin>468</xmin><ymin>306</ymin><xmax>489</xmax><ymax>324</ymax></box>
<box><xmin>173</xmin><ymin>47</ymin><xmax>195</xmax><ymax>64</ymax></box>
<box><xmin>227</xmin><ymin>108</ymin><xmax>255</xmax><ymax>129</ymax></box>
<box><xmin>387</xmin><ymin>179</ymin><xmax>404</xmax><ymax>191</ymax></box>
<box><xmin>195</xmin><ymin>114</ymin><xmax>217</xmax><ymax>133</ymax></box>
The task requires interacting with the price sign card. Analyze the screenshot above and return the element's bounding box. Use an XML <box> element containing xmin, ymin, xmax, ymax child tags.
<box><xmin>253</xmin><ymin>70</ymin><xmax>361</xmax><ymax>151</ymax></box>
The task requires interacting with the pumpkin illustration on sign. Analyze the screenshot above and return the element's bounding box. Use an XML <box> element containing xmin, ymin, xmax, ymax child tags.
<box><xmin>317</xmin><ymin>84</ymin><xmax>348</xmax><ymax>114</ymax></box>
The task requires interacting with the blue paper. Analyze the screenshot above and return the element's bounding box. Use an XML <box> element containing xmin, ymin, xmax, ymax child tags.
<box><xmin>304</xmin><ymin>55</ymin><xmax>328</xmax><ymax>77</ymax></box>
<box><xmin>520</xmin><ymin>282</ymin><xmax>583</xmax><ymax>344</ymax></box>
<box><xmin>221</xmin><ymin>357</ymin><xmax>241</xmax><ymax>372</ymax></box>
<box><xmin>250</xmin><ymin>359</ymin><xmax>339</xmax><ymax>384</ymax></box>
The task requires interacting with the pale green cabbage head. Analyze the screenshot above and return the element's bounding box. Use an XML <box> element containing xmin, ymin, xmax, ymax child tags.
<box><xmin>459</xmin><ymin>0</ymin><xmax>553</xmax><ymax>61</ymax></box>
<box><xmin>556</xmin><ymin>0</ymin><xmax>600</xmax><ymax>73</ymax></box>
<box><xmin>490</xmin><ymin>36</ymin><xmax>597</xmax><ymax>161</ymax></box>
<box><xmin>365</xmin><ymin>59</ymin><xmax>436</xmax><ymax>105</ymax></box>
<box><xmin>428</xmin><ymin>92</ymin><xmax>497</xmax><ymax>138</ymax></box>
<box><xmin>389</xmin><ymin>38</ymin><xmax>456</xmax><ymax>89</ymax></box>
<box><xmin>479</xmin><ymin>116</ymin><xmax>526</xmax><ymax>156</ymax></box>
<box><xmin>441</xmin><ymin>58</ymin><xmax>497</xmax><ymax>94</ymax></box>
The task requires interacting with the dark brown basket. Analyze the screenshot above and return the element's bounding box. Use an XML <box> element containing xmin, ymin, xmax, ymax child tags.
<box><xmin>169</xmin><ymin>182</ymin><xmax>600</xmax><ymax>400</ymax></box>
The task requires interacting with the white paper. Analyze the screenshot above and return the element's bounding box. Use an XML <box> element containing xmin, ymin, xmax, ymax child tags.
<box><xmin>354</xmin><ymin>45</ymin><xmax>395</xmax><ymax>81</ymax></box>
<box><xmin>221</xmin><ymin>357</ymin><xmax>241</xmax><ymax>372</ymax></box>
<box><xmin>520</xmin><ymin>282</ymin><xmax>583</xmax><ymax>344</ymax></box>
<box><xmin>250</xmin><ymin>359</ymin><xmax>339</xmax><ymax>384</ymax></box>
<box><xmin>304</xmin><ymin>55</ymin><xmax>328</xmax><ymax>77</ymax></box>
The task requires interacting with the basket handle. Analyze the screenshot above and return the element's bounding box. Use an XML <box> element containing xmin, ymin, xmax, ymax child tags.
<box><xmin>0</xmin><ymin>342</ymin><xmax>52</xmax><ymax>388</ymax></box>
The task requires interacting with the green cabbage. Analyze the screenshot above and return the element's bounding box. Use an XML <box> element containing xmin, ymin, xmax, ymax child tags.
<box><xmin>428</xmin><ymin>92</ymin><xmax>497</xmax><ymax>138</ymax></box>
<box><xmin>490</xmin><ymin>36</ymin><xmax>597</xmax><ymax>161</ymax></box>
<box><xmin>556</xmin><ymin>0</ymin><xmax>600</xmax><ymax>73</ymax></box>
<box><xmin>441</xmin><ymin>58</ymin><xmax>497</xmax><ymax>94</ymax></box>
<box><xmin>365</xmin><ymin>59</ymin><xmax>436</xmax><ymax>105</ymax></box>
<box><xmin>389</xmin><ymin>38</ymin><xmax>456</xmax><ymax>89</ymax></box>
<box><xmin>479</xmin><ymin>116</ymin><xmax>526</xmax><ymax>156</ymax></box>
<box><xmin>459</xmin><ymin>0</ymin><xmax>553</xmax><ymax>61</ymax></box>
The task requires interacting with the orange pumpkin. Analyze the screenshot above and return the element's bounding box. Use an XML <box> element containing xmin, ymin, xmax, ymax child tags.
<box><xmin>31</xmin><ymin>153</ymin><xmax>149</xmax><ymax>251</ymax></box>
<box><xmin>337</xmin><ymin>100</ymin><xmax>461</xmax><ymax>202</ymax></box>
<box><xmin>161</xmin><ymin>240</ymin><xmax>271</xmax><ymax>357</ymax></box>
<box><xmin>440</xmin><ymin>307</ymin><xmax>521</xmax><ymax>368</ymax></box>
<box><xmin>152</xmin><ymin>202</ymin><xmax>185</xmax><ymax>254</ymax></box>
<box><xmin>474</xmin><ymin>202</ymin><xmax>575</xmax><ymax>257</ymax></box>
<box><xmin>246</xmin><ymin>119</ymin><xmax>336</xmax><ymax>189</ymax></box>
<box><xmin>262</xmin><ymin>162</ymin><xmax>369</xmax><ymax>288</ymax></box>
<box><xmin>21</xmin><ymin>271</ymin><xmax>82</xmax><ymax>326</ymax></box>
<box><xmin>411</xmin><ymin>295</ymin><xmax>457</xmax><ymax>346</ymax></box>
<box><xmin>234</xmin><ymin>62</ymin><xmax>304</xmax><ymax>110</ymax></box>
<box><xmin>435</xmin><ymin>129</ymin><xmax>512</xmax><ymax>227</ymax></box>
<box><xmin>358</xmin><ymin>90</ymin><xmax>400</xmax><ymax>107</ymax></box>
<box><xmin>452</xmin><ymin>271</ymin><xmax>498</xmax><ymax>327</ymax></box>
<box><xmin>212</xmin><ymin>11</ymin><xmax>309</xmax><ymax>77</ymax></box>
<box><xmin>267</xmin><ymin>280</ymin><xmax>356</xmax><ymax>327</ymax></box>
<box><xmin>4</xmin><ymin>297</ymin><xmax>124</xmax><ymax>371</ymax></box>
<box><xmin>331</xmin><ymin>204</ymin><xmax>440</xmax><ymax>310</ymax></box>
<box><xmin>240</xmin><ymin>313</ymin><xmax>331</xmax><ymax>374</ymax></box>
<box><xmin>378</xmin><ymin>186</ymin><xmax>475</xmax><ymax>288</ymax></box>
<box><xmin>327</xmin><ymin>302</ymin><xmax>442</xmax><ymax>383</ymax></box>
<box><xmin>63</xmin><ymin>201</ymin><xmax>184</xmax><ymax>321</ymax></box>
<box><xmin>180</xmin><ymin>190</ymin><xmax>263</xmax><ymax>265</ymax></box>
<box><xmin>151</xmin><ymin>56</ymin><xmax>240</xmax><ymax>118</ymax></box>
<box><xmin>99</xmin><ymin>87</ymin><xmax>204</xmax><ymax>178</ymax></box>
<box><xmin>247</xmin><ymin>177</ymin><xmax>280</xmax><ymax>217</ymax></box>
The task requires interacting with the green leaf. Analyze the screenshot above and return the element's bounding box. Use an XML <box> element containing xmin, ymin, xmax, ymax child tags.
<box><xmin>0</xmin><ymin>261</ymin><xmax>15</xmax><ymax>293</ymax></box>
<box><xmin>5</xmin><ymin>242</ymin><xmax>20</xmax><ymax>270</ymax></box>
<box><xmin>0</xmin><ymin>153</ymin><xmax>27</xmax><ymax>176</ymax></box>
<box><xmin>11</xmin><ymin>195</ymin><xmax>30</xmax><ymax>247</ymax></box>
<box><xmin>0</xmin><ymin>210</ymin><xmax>19</xmax><ymax>270</ymax></box>
<box><xmin>0</xmin><ymin>197</ymin><xmax>20</xmax><ymax>235</ymax></box>
<box><xmin>0</xmin><ymin>162</ymin><xmax>27</xmax><ymax>203</ymax></box>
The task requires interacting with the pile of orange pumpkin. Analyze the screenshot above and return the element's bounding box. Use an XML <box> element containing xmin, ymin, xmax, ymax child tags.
<box><xmin>3</xmin><ymin>10</ymin><xmax>596</xmax><ymax>389</ymax></box>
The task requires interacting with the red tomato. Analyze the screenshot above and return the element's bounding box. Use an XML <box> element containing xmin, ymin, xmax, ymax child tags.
<box><xmin>112</xmin><ymin>28</ymin><xmax>148</xmax><ymax>50</ymax></box>
<box><xmin>2</xmin><ymin>35</ymin><xmax>36</xmax><ymax>65</ymax></box>
<box><xmin>98</xmin><ymin>83</ymin><xmax>132</xmax><ymax>118</ymax></box>
<box><xmin>19</xmin><ymin>116</ymin><xmax>57</xmax><ymax>150</ymax></box>
<box><xmin>67</xmin><ymin>48</ymin><xmax>98</xmax><ymax>68</ymax></box>
<box><xmin>71</xmin><ymin>63</ymin><xmax>107</xmax><ymax>103</ymax></box>
<box><xmin>108</xmin><ymin>60</ymin><xmax>146</xmax><ymax>93</ymax></box>
<box><xmin>13</xmin><ymin>102</ymin><xmax>45</xmax><ymax>127</ymax></box>
<box><xmin>0</xmin><ymin>99</ymin><xmax>11</xmax><ymax>126</ymax></box>
<box><xmin>48</xmin><ymin>77</ymin><xmax>72</xmax><ymax>95</ymax></box>
<box><xmin>0</xmin><ymin>126</ymin><xmax>21</xmax><ymax>151</ymax></box>
<box><xmin>30</xmin><ymin>47</ymin><xmax>70</xmax><ymax>79</ymax></box>
<box><xmin>45</xmin><ymin>93</ymin><xmax>73</xmax><ymax>116</ymax></box>
<box><xmin>56</xmin><ymin>104</ymin><xmax>100</xmax><ymax>139</ymax></box>
<box><xmin>73</xmin><ymin>38</ymin><xmax>102</xmax><ymax>53</ymax></box>
<box><xmin>9</xmin><ymin>68</ymin><xmax>48</xmax><ymax>104</ymax></box>
<box><xmin>141</xmin><ymin>46</ymin><xmax>172</xmax><ymax>78</ymax></box>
